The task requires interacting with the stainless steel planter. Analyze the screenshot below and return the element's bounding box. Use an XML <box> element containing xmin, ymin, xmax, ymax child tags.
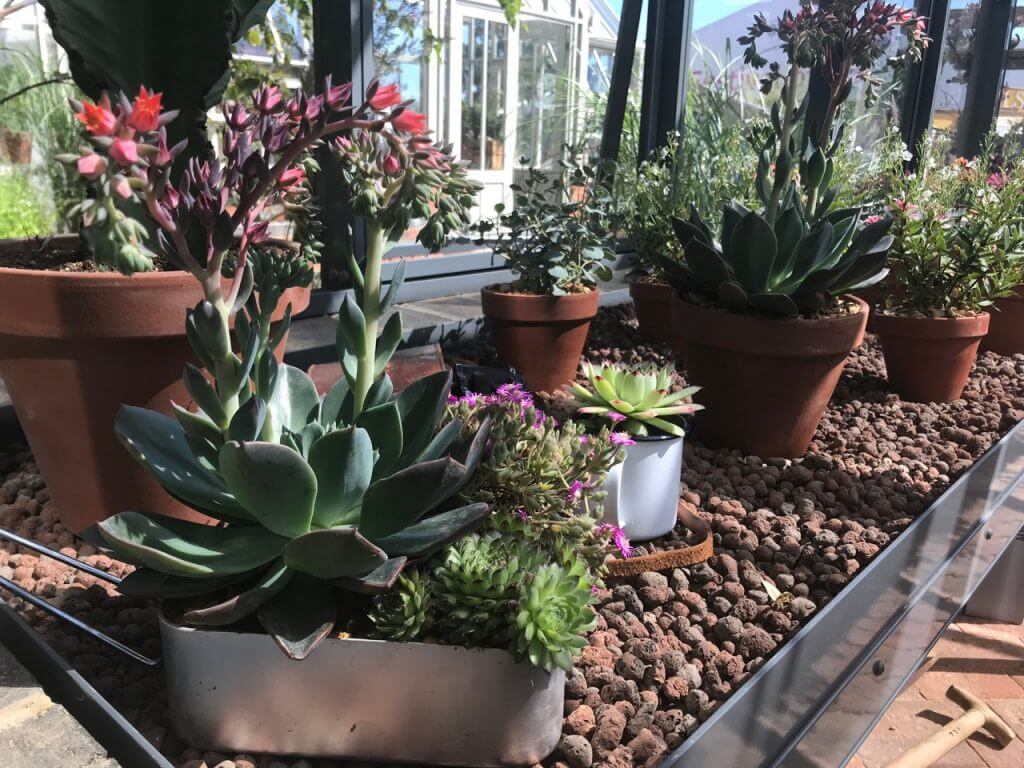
<box><xmin>159</xmin><ymin>612</ymin><xmax>564</xmax><ymax>766</ymax></box>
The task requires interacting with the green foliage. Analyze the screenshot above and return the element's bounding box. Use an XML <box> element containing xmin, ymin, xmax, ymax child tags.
<box><xmin>445</xmin><ymin>388</ymin><xmax>623</xmax><ymax>573</ymax></box>
<box><xmin>568</xmin><ymin>362</ymin><xmax>702</xmax><ymax>438</ymax></box>
<box><xmin>514</xmin><ymin>559</ymin><xmax>594</xmax><ymax>672</ymax></box>
<box><xmin>39</xmin><ymin>0</ymin><xmax>274</xmax><ymax>151</ymax></box>
<box><xmin>0</xmin><ymin>173</ymin><xmax>55</xmax><ymax>238</ymax></box>
<box><xmin>369</xmin><ymin>570</ymin><xmax>431</xmax><ymax>642</ymax></box>
<box><xmin>431</xmin><ymin>534</ymin><xmax>595</xmax><ymax>672</ymax></box>
<box><xmin>881</xmin><ymin>132</ymin><xmax>1024</xmax><ymax>315</ymax></box>
<box><xmin>0</xmin><ymin>49</ymin><xmax>82</xmax><ymax>225</ymax></box>
<box><xmin>475</xmin><ymin>148</ymin><xmax>616</xmax><ymax>295</ymax></box>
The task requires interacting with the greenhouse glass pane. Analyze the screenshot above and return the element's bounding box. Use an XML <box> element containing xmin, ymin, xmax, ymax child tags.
<box><xmin>516</xmin><ymin>19</ymin><xmax>573</xmax><ymax>167</ymax></box>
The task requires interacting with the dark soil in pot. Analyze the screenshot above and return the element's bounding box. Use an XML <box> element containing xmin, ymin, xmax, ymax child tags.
<box><xmin>0</xmin><ymin>236</ymin><xmax>310</xmax><ymax>532</ymax></box>
<box><xmin>874</xmin><ymin>311</ymin><xmax>990</xmax><ymax>403</ymax></box>
<box><xmin>668</xmin><ymin>295</ymin><xmax>869</xmax><ymax>459</ymax></box>
<box><xmin>481</xmin><ymin>284</ymin><xmax>599</xmax><ymax>393</ymax></box>
<box><xmin>628</xmin><ymin>276</ymin><xmax>674</xmax><ymax>344</ymax></box>
<box><xmin>6</xmin><ymin>305</ymin><xmax>1024</xmax><ymax>768</ymax></box>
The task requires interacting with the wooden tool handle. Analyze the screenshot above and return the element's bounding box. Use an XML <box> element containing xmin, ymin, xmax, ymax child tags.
<box><xmin>883</xmin><ymin>710</ymin><xmax>986</xmax><ymax>768</ymax></box>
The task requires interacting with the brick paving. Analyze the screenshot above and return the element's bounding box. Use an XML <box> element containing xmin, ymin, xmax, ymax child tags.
<box><xmin>855</xmin><ymin>618</ymin><xmax>1024</xmax><ymax>767</ymax></box>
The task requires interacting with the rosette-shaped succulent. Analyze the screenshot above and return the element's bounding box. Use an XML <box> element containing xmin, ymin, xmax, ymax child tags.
<box><xmin>100</xmin><ymin>369</ymin><xmax>491</xmax><ymax>660</ymax></box>
<box><xmin>369</xmin><ymin>570</ymin><xmax>431</xmax><ymax>642</ymax></box>
<box><xmin>567</xmin><ymin>362</ymin><xmax>702</xmax><ymax>437</ymax></box>
<box><xmin>514</xmin><ymin>561</ymin><xmax>596</xmax><ymax>672</ymax></box>
<box><xmin>432</xmin><ymin>533</ymin><xmax>545</xmax><ymax>647</ymax></box>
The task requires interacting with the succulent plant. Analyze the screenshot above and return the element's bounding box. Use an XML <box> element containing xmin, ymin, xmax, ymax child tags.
<box><xmin>103</xmin><ymin>367</ymin><xmax>491</xmax><ymax>659</ymax></box>
<box><xmin>430</xmin><ymin>533</ymin><xmax>595</xmax><ymax>672</ymax></box>
<box><xmin>514</xmin><ymin>561</ymin><xmax>595</xmax><ymax>672</ymax></box>
<box><xmin>77</xmin><ymin>80</ymin><xmax>494</xmax><ymax>661</ymax></box>
<box><xmin>567</xmin><ymin>362</ymin><xmax>702</xmax><ymax>437</ymax></box>
<box><xmin>431</xmin><ymin>532</ymin><xmax>544</xmax><ymax>648</ymax></box>
<box><xmin>445</xmin><ymin>387</ymin><xmax>624</xmax><ymax>573</ymax></box>
<box><xmin>369</xmin><ymin>569</ymin><xmax>431</xmax><ymax>642</ymax></box>
<box><xmin>659</xmin><ymin>1</ymin><xmax>927</xmax><ymax>318</ymax></box>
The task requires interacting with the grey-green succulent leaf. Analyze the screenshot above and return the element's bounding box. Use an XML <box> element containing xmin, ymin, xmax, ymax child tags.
<box><xmin>307</xmin><ymin>426</ymin><xmax>374</xmax><ymax>527</ymax></box>
<box><xmin>283</xmin><ymin>527</ymin><xmax>387</xmax><ymax>580</ymax></box>
<box><xmin>219</xmin><ymin>441</ymin><xmax>318</xmax><ymax>538</ymax></box>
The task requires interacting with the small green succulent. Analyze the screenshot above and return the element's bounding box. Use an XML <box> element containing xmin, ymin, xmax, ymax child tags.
<box><xmin>369</xmin><ymin>570</ymin><xmax>431</xmax><ymax>642</ymax></box>
<box><xmin>431</xmin><ymin>534</ymin><xmax>595</xmax><ymax>672</ymax></box>
<box><xmin>515</xmin><ymin>560</ymin><xmax>595</xmax><ymax>672</ymax></box>
<box><xmin>567</xmin><ymin>362</ymin><xmax>702</xmax><ymax>437</ymax></box>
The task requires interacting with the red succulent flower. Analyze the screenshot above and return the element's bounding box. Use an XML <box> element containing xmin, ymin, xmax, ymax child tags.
<box><xmin>128</xmin><ymin>86</ymin><xmax>162</xmax><ymax>133</ymax></box>
<box><xmin>392</xmin><ymin>109</ymin><xmax>428</xmax><ymax>135</ymax></box>
<box><xmin>277</xmin><ymin>167</ymin><xmax>306</xmax><ymax>192</ymax></box>
<box><xmin>76</xmin><ymin>96</ymin><xmax>116</xmax><ymax>136</ymax></box>
<box><xmin>369</xmin><ymin>83</ymin><xmax>401</xmax><ymax>111</ymax></box>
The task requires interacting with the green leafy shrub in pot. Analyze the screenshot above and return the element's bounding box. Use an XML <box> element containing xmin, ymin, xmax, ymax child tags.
<box><xmin>475</xmin><ymin>148</ymin><xmax>616</xmax><ymax>296</ymax></box>
<box><xmin>871</xmin><ymin>133</ymin><xmax>1024</xmax><ymax>402</ymax></box>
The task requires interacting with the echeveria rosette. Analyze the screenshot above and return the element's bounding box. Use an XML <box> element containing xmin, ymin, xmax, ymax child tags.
<box><xmin>99</xmin><ymin>369</ymin><xmax>493</xmax><ymax>660</ymax></box>
<box><xmin>514</xmin><ymin>560</ymin><xmax>596</xmax><ymax>672</ymax></box>
<box><xmin>567</xmin><ymin>361</ymin><xmax>702</xmax><ymax>438</ymax></box>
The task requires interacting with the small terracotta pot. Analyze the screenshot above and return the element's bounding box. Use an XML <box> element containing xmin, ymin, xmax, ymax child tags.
<box><xmin>628</xmin><ymin>279</ymin><xmax>673</xmax><ymax>344</ymax></box>
<box><xmin>982</xmin><ymin>287</ymin><xmax>1024</xmax><ymax>356</ymax></box>
<box><xmin>671</xmin><ymin>296</ymin><xmax>868</xmax><ymax>458</ymax></box>
<box><xmin>873</xmin><ymin>311</ymin><xmax>989</xmax><ymax>403</ymax></box>
<box><xmin>0</xmin><ymin>236</ymin><xmax>310</xmax><ymax>532</ymax></box>
<box><xmin>481</xmin><ymin>286</ymin><xmax>598</xmax><ymax>393</ymax></box>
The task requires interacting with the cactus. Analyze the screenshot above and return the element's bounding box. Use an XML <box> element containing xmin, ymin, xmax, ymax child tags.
<box><xmin>567</xmin><ymin>362</ymin><xmax>702</xmax><ymax>437</ymax></box>
<box><xmin>369</xmin><ymin>570</ymin><xmax>431</xmax><ymax>642</ymax></box>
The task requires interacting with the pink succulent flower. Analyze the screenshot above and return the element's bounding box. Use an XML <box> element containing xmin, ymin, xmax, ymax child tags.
<box><xmin>566</xmin><ymin>480</ymin><xmax>584</xmax><ymax>505</ymax></box>
<box><xmin>392</xmin><ymin>109</ymin><xmax>428</xmax><ymax>135</ymax></box>
<box><xmin>370</xmin><ymin>83</ymin><xmax>402</xmax><ymax>111</ymax></box>
<box><xmin>609</xmin><ymin>432</ymin><xmax>635</xmax><ymax>447</ymax></box>
<box><xmin>607</xmin><ymin>411</ymin><xmax>626</xmax><ymax>423</ymax></box>
<box><xmin>76</xmin><ymin>153</ymin><xmax>107</xmax><ymax>180</ymax></box>
<box><xmin>109</xmin><ymin>138</ymin><xmax>139</xmax><ymax>166</ymax></box>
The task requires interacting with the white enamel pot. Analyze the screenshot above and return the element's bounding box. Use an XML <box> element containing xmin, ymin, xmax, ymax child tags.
<box><xmin>601</xmin><ymin>432</ymin><xmax>683</xmax><ymax>541</ymax></box>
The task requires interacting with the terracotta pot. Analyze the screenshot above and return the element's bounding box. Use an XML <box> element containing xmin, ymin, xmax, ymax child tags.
<box><xmin>0</xmin><ymin>236</ymin><xmax>310</xmax><ymax>532</ymax></box>
<box><xmin>628</xmin><ymin>279</ymin><xmax>673</xmax><ymax>344</ymax></box>
<box><xmin>982</xmin><ymin>287</ymin><xmax>1024</xmax><ymax>356</ymax></box>
<box><xmin>481</xmin><ymin>286</ymin><xmax>598</xmax><ymax>393</ymax></box>
<box><xmin>671</xmin><ymin>296</ymin><xmax>868</xmax><ymax>458</ymax></box>
<box><xmin>873</xmin><ymin>311</ymin><xmax>989</xmax><ymax>403</ymax></box>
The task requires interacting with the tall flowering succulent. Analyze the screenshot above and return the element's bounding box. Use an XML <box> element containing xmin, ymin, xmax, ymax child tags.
<box><xmin>66</xmin><ymin>81</ymin><xmax>496</xmax><ymax>661</ymax></box>
<box><xmin>660</xmin><ymin>1</ymin><xmax>928</xmax><ymax>316</ymax></box>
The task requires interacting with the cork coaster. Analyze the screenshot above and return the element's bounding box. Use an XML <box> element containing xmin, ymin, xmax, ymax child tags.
<box><xmin>606</xmin><ymin>501</ymin><xmax>713</xmax><ymax>576</ymax></box>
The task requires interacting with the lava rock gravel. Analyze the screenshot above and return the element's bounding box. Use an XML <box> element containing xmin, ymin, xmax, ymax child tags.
<box><xmin>2</xmin><ymin>303</ymin><xmax>1023</xmax><ymax>768</ymax></box>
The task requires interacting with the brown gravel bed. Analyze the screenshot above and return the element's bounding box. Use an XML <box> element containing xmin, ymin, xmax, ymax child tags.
<box><xmin>2</xmin><ymin>303</ymin><xmax>1024</xmax><ymax>768</ymax></box>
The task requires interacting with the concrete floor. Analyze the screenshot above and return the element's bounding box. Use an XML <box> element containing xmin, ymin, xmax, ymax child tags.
<box><xmin>853</xmin><ymin>617</ymin><xmax>1024</xmax><ymax>767</ymax></box>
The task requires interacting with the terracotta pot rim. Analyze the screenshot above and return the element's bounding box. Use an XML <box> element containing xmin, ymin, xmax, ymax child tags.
<box><xmin>481</xmin><ymin>285</ymin><xmax>600</xmax><ymax>323</ymax></box>
<box><xmin>672</xmin><ymin>294</ymin><xmax>868</xmax><ymax>357</ymax></box>
<box><xmin>482</xmin><ymin>284</ymin><xmax>598</xmax><ymax>298</ymax></box>
<box><xmin>628</xmin><ymin>279</ymin><xmax>673</xmax><ymax>298</ymax></box>
<box><xmin>873</xmin><ymin>311</ymin><xmax>990</xmax><ymax>339</ymax></box>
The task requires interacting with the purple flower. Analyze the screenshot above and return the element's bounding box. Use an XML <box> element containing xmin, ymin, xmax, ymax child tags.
<box><xmin>516</xmin><ymin>507</ymin><xmax>528</xmax><ymax>521</ymax></box>
<box><xmin>566</xmin><ymin>480</ymin><xmax>584</xmax><ymax>505</ymax></box>
<box><xmin>578</xmin><ymin>434</ymin><xmax>590</xmax><ymax>446</ymax></box>
<box><xmin>609</xmin><ymin>432</ymin><xmax>636</xmax><ymax>447</ymax></box>
<box><xmin>607</xmin><ymin>411</ymin><xmax>626</xmax><ymax>423</ymax></box>
<box><xmin>595</xmin><ymin>523</ymin><xmax>633</xmax><ymax>558</ymax></box>
<box><xmin>590</xmin><ymin>584</ymin><xmax>602</xmax><ymax>596</ymax></box>
<box><xmin>447</xmin><ymin>394</ymin><xmax>459</xmax><ymax>404</ymax></box>
<box><xmin>613</xmin><ymin>528</ymin><xmax>633</xmax><ymax>558</ymax></box>
<box><xmin>495</xmin><ymin>382</ymin><xmax>534</xmax><ymax>406</ymax></box>
<box><xmin>458</xmin><ymin>392</ymin><xmax>483</xmax><ymax>407</ymax></box>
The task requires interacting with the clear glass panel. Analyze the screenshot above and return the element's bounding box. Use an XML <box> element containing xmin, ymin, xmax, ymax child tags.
<box><xmin>932</xmin><ymin>1</ymin><xmax>980</xmax><ymax>139</ymax></box>
<box><xmin>485</xmin><ymin>22</ymin><xmax>508</xmax><ymax>170</ymax></box>
<box><xmin>373</xmin><ymin>0</ymin><xmax>429</xmax><ymax>112</ymax></box>
<box><xmin>516</xmin><ymin>19</ymin><xmax>573</xmax><ymax>167</ymax></box>
<box><xmin>461</xmin><ymin>17</ymin><xmax>485</xmax><ymax>169</ymax></box>
<box><xmin>994</xmin><ymin>1</ymin><xmax>1024</xmax><ymax>146</ymax></box>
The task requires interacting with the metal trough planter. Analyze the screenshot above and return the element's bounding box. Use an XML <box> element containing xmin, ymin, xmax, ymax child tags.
<box><xmin>159</xmin><ymin>611</ymin><xmax>565</xmax><ymax>767</ymax></box>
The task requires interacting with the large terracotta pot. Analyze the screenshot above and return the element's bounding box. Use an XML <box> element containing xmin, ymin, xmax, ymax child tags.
<box><xmin>982</xmin><ymin>287</ymin><xmax>1024</xmax><ymax>356</ymax></box>
<box><xmin>671</xmin><ymin>295</ymin><xmax>868</xmax><ymax>458</ymax></box>
<box><xmin>628</xmin><ymin>278</ymin><xmax>673</xmax><ymax>344</ymax></box>
<box><xmin>0</xmin><ymin>236</ymin><xmax>310</xmax><ymax>532</ymax></box>
<box><xmin>481</xmin><ymin>286</ymin><xmax>598</xmax><ymax>393</ymax></box>
<box><xmin>874</xmin><ymin>311</ymin><xmax>989</xmax><ymax>403</ymax></box>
